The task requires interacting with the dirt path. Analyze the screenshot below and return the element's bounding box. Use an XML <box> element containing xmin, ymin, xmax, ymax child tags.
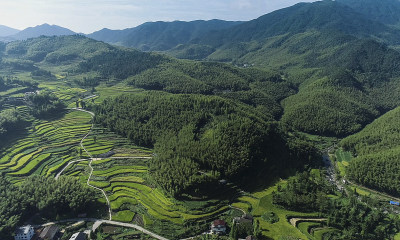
<box><xmin>289</xmin><ymin>218</ymin><xmax>327</xmax><ymax>227</ymax></box>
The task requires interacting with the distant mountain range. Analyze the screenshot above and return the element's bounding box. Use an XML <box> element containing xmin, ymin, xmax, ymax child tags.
<box><xmin>87</xmin><ymin>20</ymin><xmax>243</xmax><ymax>51</ymax></box>
<box><xmin>0</xmin><ymin>25</ymin><xmax>19</xmax><ymax>37</ymax></box>
<box><xmin>0</xmin><ymin>24</ymin><xmax>76</xmax><ymax>42</ymax></box>
<box><xmin>1</xmin><ymin>0</ymin><xmax>400</xmax><ymax>52</ymax></box>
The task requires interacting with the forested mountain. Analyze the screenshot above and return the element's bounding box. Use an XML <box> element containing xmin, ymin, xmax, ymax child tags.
<box><xmin>0</xmin><ymin>25</ymin><xmax>19</xmax><ymax>37</ymax></box>
<box><xmin>196</xmin><ymin>1</ymin><xmax>400</xmax><ymax>47</ymax></box>
<box><xmin>341</xmin><ymin>106</ymin><xmax>400</xmax><ymax>196</ymax></box>
<box><xmin>336</xmin><ymin>0</ymin><xmax>400</xmax><ymax>26</ymax></box>
<box><xmin>169</xmin><ymin>0</ymin><xmax>400</xmax><ymax>61</ymax></box>
<box><xmin>8</xmin><ymin>24</ymin><xmax>76</xmax><ymax>41</ymax></box>
<box><xmin>87</xmin><ymin>20</ymin><xmax>242</xmax><ymax>51</ymax></box>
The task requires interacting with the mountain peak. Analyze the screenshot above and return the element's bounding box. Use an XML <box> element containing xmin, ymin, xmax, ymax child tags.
<box><xmin>0</xmin><ymin>25</ymin><xmax>20</xmax><ymax>37</ymax></box>
<box><xmin>11</xmin><ymin>24</ymin><xmax>76</xmax><ymax>40</ymax></box>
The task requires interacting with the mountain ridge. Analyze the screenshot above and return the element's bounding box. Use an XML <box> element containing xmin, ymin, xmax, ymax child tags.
<box><xmin>87</xmin><ymin>19</ymin><xmax>243</xmax><ymax>51</ymax></box>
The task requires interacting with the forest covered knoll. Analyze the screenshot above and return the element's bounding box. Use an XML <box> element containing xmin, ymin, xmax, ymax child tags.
<box><xmin>93</xmin><ymin>92</ymin><xmax>318</xmax><ymax>197</ymax></box>
<box><xmin>341</xmin><ymin>106</ymin><xmax>400</xmax><ymax>196</ymax></box>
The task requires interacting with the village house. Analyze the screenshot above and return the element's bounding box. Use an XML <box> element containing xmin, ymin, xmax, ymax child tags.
<box><xmin>15</xmin><ymin>225</ymin><xmax>35</xmax><ymax>240</ymax></box>
<box><xmin>211</xmin><ymin>219</ymin><xmax>227</xmax><ymax>234</ymax></box>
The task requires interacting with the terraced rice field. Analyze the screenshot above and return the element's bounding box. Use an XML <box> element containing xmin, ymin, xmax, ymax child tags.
<box><xmin>86</xmin><ymin>157</ymin><xmax>228</xmax><ymax>227</ymax></box>
<box><xmin>0</xmin><ymin>110</ymin><xmax>92</xmax><ymax>180</ymax></box>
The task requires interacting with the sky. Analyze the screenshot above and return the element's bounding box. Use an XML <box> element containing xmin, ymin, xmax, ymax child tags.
<box><xmin>0</xmin><ymin>0</ymin><xmax>316</xmax><ymax>34</ymax></box>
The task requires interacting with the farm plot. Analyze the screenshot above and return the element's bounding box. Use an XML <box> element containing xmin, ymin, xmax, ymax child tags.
<box><xmin>230</xmin><ymin>181</ymin><xmax>339</xmax><ymax>240</ymax></box>
<box><xmin>0</xmin><ymin>110</ymin><xmax>92</xmax><ymax>179</ymax></box>
<box><xmin>88</xmin><ymin>158</ymin><xmax>229</xmax><ymax>229</ymax></box>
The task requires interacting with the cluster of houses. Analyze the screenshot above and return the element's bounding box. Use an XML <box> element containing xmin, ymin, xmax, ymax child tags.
<box><xmin>14</xmin><ymin>225</ymin><xmax>86</xmax><ymax>240</ymax></box>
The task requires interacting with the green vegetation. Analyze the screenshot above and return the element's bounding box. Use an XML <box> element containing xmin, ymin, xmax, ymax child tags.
<box><xmin>273</xmin><ymin>170</ymin><xmax>400</xmax><ymax>239</ymax></box>
<box><xmin>0</xmin><ymin>175</ymin><xmax>96</xmax><ymax>239</ymax></box>
<box><xmin>28</xmin><ymin>91</ymin><xmax>66</xmax><ymax>118</ymax></box>
<box><xmin>341</xmin><ymin>106</ymin><xmax>400</xmax><ymax>195</ymax></box>
<box><xmin>2</xmin><ymin>2</ymin><xmax>400</xmax><ymax>237</ymax></box>
<box><xmin>94</xmin><ymin>92</ymin><xmax>319</xmax><ymax>197</ymax></box>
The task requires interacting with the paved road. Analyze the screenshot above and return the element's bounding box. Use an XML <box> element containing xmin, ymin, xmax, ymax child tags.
<box><xmin>35</xmin><ymin>218</ymin><xmax>169</xmax><ymax>240</ymax></box>
<box><xmin>94</xmin><ymin>220</ymin><xmax>169</xmax><ymax>240</ymax></box>
<box><xmin>55</xmin><ymin>159</ymin><xmax>89</xmax><ymax>180</ymax></box>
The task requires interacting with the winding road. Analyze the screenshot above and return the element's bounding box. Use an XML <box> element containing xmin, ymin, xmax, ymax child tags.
<box><xmin>53</xmin><ymin>108</ymin><xmax>170</xmax><ymax>240</ymax></box>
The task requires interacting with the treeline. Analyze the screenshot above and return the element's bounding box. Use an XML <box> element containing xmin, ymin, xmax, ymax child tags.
<box><xmin>93</xmin><ymin>91</ymin><xmax>319</xmax><ymax>197</ymax></box>
<box><xmin>0</xmin><ymin>76</ymin><xmax>38</xmax><ymax>92</ymax></box>
<box><xmin>74</xmin><ymin>77</ymin><xmax>102</xmax><ymax>87</ymax></box>
<box><xmin>273</xmin><ymin>171</ymin><xmax>400</xmax><ymax>239</ymax></box>
<box><xmin>0</xmin><ymin>109</ymin><xmax>27</xmax><ymax>136</ymax></box>
<box><xmin>0</xmin><ymin>175</ymin><xmax>96</xmax><ymax>239</ymax></box>
<box><xmin>28</xmin><ymin>91</ymin><xmax>66</xmax><ymax>118</ymax></box>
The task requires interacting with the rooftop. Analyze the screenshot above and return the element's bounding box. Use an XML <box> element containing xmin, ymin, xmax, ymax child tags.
<box><xmin>69</xmin><ymin>232</ymin><xmax>86</xmax><ymax>240</ymax></box>
<box><xmin>39</xmin><ymin>225</ymin><xmax>59</xmax><ymax>239</ymax></box>
<box><xmin>15</xmin><ymin>225</ymin><xmax>33</xmax><ymax>235</ymax></box>
<box><xmin>212</xmin><ymin>219</ymin><xmax>226</xmax><ymax>226</ymax></box>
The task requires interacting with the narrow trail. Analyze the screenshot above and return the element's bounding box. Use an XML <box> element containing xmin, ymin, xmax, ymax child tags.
<box><xmin>229</xmin><ymin>205</ymin><xmax>246</xmax><ymax>215</ymax></box>
<box><xmin>289</xmin><ymin>218</ymin><xmax>327</xmax><ymax>227</ymax></box>
<box><xmin>57</xmin><ymin>108</ymin><xmax>170</xmax><ymax>240</ymax></box>
<box><xmin>72</xmin><ymin>108</ymin><xmax>113</xmax><ymax>221</ymax></box>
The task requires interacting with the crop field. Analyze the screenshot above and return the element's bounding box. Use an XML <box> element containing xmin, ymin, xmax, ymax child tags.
<box><xmin>0</xmin><ymin>110</ymin><xmax>92</xmax><ymax>181</ymax></box>
<box><xmin>87</xmin><ymin>157</ymin><xmax>229</xmax><ymax>230</ymax></box>
<box><xmin>335</xmin><ymin>149</ymin><xmax>352</xmax><ymax>177</ymax></box>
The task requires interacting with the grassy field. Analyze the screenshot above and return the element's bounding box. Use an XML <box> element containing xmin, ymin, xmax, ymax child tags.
<box><xmin>334</xmin><ymin>149</ymin><xmax>352</xmax><ymax>177</ymax></box>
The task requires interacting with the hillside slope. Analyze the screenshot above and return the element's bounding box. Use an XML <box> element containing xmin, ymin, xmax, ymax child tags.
<box><xmin>341</xmin><ymin>106</ymin><xmax>400</xmax><ymax>196</ymax></box>
<box><xmin>0</xmin><ymin>25</ymin><xmax>19</xmax><ymax>37</ymax></box>
<box><xmin>336</xmin><ymin>0</ymin><xmax>400</xmax><ymax>25</ymax></box>
<box><xmin>87</xmin><ymin>20</ymin><xmax>242</xmax><ymax>51</ymax></box>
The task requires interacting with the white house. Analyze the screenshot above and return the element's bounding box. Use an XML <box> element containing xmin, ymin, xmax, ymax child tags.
<box><xmin>15</xmin><ymin>225</ymin><xmax>34</xmax><ymax>240</ymax></box>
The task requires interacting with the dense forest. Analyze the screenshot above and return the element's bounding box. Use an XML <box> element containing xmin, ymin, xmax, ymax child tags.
<box><xmin>93</xmin><ymin>92</ymin><xmax>319</xmax><ymax>196</ymax></box>
<box><xmin>0</xmin><ymin>109</ymin><xmax>26</xmax><ymax>136</ymax></box>
<box><xmin>0</xmin><ymin>175</ymin><xmax>96</xmax><ymax>239</ymax></box>
<box><xmin>28</xmin><ymin>91</ymin><xmax>66</xmax><ymax>118</ymax></box>
<box><xmin>341</xmin><ymin>106</ymin><xmax>400</xmax><ymax>195</ymax></box>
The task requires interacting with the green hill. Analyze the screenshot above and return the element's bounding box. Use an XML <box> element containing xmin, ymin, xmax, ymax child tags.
<box><xmin>93</xmin><ymin>91</ymin><xmax>319</xmax><ymax>197</ymax></box>
<box><xmin>341</xmin><ymin>106</ymin><xmax>400</xmax><ymax>195</ymax></box>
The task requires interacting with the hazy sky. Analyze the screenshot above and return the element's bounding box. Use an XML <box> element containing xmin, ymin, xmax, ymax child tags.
<box><xmin>0</xmin><ymin>0</ymin><xmax>316</xmax><ymax>33</ymax></box>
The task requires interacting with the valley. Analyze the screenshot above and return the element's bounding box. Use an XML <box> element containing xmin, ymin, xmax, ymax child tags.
<box><xmin>2</xmin><ymin>0</ymin><xmax>400</xmax><ymax>240</ymax></box>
